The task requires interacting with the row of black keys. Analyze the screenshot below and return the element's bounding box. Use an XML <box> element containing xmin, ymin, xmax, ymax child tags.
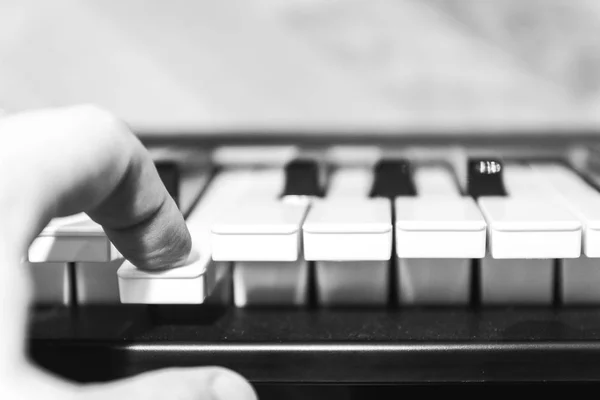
<box><xmin>157</xmin><ymin>158</ymin><xmax>508</xmax><ymax>206</ymax></box>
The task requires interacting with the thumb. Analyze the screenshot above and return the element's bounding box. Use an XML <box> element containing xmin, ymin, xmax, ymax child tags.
<box><xmin>81</xmin><ymin>367</ymin><xmax>257</xmax><ymax>400</ymax></box>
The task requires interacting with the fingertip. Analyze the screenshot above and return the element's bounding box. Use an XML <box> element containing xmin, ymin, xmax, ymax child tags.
<box><xmin>139</xmin><ymin>197</ymin><xmax>193</xmax><ymax>271</ymax></box>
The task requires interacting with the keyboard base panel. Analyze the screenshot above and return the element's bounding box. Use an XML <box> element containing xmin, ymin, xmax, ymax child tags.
<box><xmin>28</xmin><ymin>305</ymin><xmax>600</xmax><ymax>383</ymax></box>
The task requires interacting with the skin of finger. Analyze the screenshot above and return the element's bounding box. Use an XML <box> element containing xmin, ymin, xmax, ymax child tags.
<box><xmin>0</xmin><ymin>366</ymin><xmax>256</xmax><ymax>400</ymax></box>
<box><xmin>0</xmin><ymin>366</ymin><xmax>257</xmax><ymax>400</ymax></box>
<box><xmin>79</xmin><ymin>367</ymin><xmax>257</xmax><ymax>400</ymax></box>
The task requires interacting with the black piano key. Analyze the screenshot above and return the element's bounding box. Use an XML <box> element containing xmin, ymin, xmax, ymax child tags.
<box><xmin>369</xmin><ymin>159</ymin><xmax>416</xmax><ymax>198</ymax></box>
<box><xmin>281</xmin><ymin>159</ymin><xmax>324</xmax><ymax>198</ymax></box>
<box><xmin>155</xmin><ymin>161</ymin><xmax>180</xmax><ymax>206</ymax></box>
<box><xmin>467</xmin><ymin>159</ymin><xmax>507</xmax><ymax>197</ymax></box>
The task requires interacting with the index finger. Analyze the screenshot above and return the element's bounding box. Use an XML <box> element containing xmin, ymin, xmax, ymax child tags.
<box><xmin>0</xmin><ymin>105</ymin><xmax>192</xmax><ymax>270</ymax></box>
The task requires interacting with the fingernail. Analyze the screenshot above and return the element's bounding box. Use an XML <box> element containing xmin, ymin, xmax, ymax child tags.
<box><xmin>211</xmin><ymin>371</ymin><xmax>257</xmax><ymax>400</ymax></box>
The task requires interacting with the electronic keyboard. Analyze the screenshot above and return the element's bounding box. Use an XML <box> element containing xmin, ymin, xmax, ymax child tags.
<box><xmin>26</xmin><ymin>131</ymin><xmax>600</xmax><ymax>388</ymax></box>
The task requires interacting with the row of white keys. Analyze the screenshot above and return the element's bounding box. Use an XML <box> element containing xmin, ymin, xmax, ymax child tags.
<box><xmin>530</xmin><ymin>164</ymin><xmax>600</xmax><ymax>305</ymax></box>
<box><xmin>116</xmin><ymin>170</ymin><xmax>252</xmax><ymax>304</ymax></box>
<box><xmin>304</xmin><ymin>168</ymin><xmax>391</xmax><ymax>306</ymax></box>
<box><xmin>477</xmin><ymin>164</ymin><xmax>581</xmax><ymax>305</ymax></box>
<box><xmin>396</xmin><ymin>166</ymin><xmax>486</xmax><ymax>306</ymax></box>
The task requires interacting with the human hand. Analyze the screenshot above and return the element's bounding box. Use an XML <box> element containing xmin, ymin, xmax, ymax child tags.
<box><xmin>0</xmin><ymin>105</ymin><xmax>257</xmax><ymax>400</ymax></box>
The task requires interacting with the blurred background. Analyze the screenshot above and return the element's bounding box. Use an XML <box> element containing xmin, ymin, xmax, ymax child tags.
<box><xmin>1</xmin><ymin>0</ymin><xmax>600</xmax><ymax>134</ymax></box>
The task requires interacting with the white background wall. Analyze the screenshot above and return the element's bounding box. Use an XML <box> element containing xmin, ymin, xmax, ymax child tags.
<box><xmin>1</xmin><ymin>0</ymin><xmax>600</xmax><ymax>134</ymax></box>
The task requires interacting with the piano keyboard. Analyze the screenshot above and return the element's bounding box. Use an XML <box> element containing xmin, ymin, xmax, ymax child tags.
<box><xmin>25</xmin><ymin>145</ymin><xmax>600</xmax><ymax>309</ymax></box>
<box><xmin>27</xmin><ymin>139</ymin><xmax>600</xmax><ymax>385</ymax></box>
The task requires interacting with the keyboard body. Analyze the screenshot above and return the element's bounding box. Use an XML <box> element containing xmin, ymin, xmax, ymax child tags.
<box><xmin>27</xmin><ymin>130</ymin><xmax>600</xmax><ymax>386</ymax></box>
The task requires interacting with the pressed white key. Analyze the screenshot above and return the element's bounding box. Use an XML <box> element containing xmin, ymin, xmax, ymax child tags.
<box><xmin>76</xmin><ymin>260</ymin><xmax>123</xmax><ymax>304</ymax></box>
<box><xmin>118</xmin><ymin>250</ymin><xmax>218</xmax><ymax>304</ymax></box>
<box><xmin>28</xmin><ymin>213</ymin><xmax>120</xmax><ymax>263</ymax></box>
<box><xmin>211</xmin><ymin>169</ymin><xmax>309</xmax><ymax>261</ymax></box>
<box><xmin>395</xmin><ymin>167</ymin><xmax>486</xmax><ymax>258</ymax></box>
<box><xmin>118</xmin><ymin>170</ymin><xmax>253</xmax><ymax>304</ymax></box>
<box><xmin>233</xmin><ymin>260</ymin><xmax>309</xmax><ymax>307</ymax></box>
<box><xmin>480</xmin><ymin>257</ymin><xmax>554</xmax><ymax>305</ymax></box>
<box><xmin>398</xmin><ymin>259</ymin><xmax>471</xmax><ymax>306</ymax></box>
<box><xmin>560</xmin><ymin>256</ymin><xmax>600</xmax><ymax>305</ymax></box>
<box><xmin>27</xmin><ymin>262</ymin><xmax>71</xmax><ymax>305</ymax></box>
<box><xmin>477</xmin><ymin>165</ymin><xmax>581</xmax><ymax>259</ymax></box>
<box><xmin>530</xmin><ymin>164</ymin><xmax>600</xmax><ymax>257</ymax></box>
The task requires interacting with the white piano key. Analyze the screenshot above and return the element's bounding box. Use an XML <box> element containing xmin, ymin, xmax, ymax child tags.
<box><xmin>212</xmin><ymin>201</ymin><xmax>308</xmax><ymax>261</ymax></box>
<box><xmin>178</xmin><ymin>167</ymin><xmax>212</xmax><ymax>215</ymax></box>
<box><xmin>315</xmin><ymin>261</ymin><xmax>389</xmax><ymax>306</ymax></box>
<box><xmin>398</xmin><ymin>259</ymin><xmax>471</xmax><ymax>306</ymax></box>
<box><xmin>480</xmin><ymin>257</ymin><xmax>554</xmax><ymax>305</ymax></box>
<box><xmin>395</xmin><ymin>166</ymin><xmax>483</xmax><ymax>306</ymax></box>
<box><xmin>211</xmin><ymin>169</ymin><xmax>309</xmax><ymax>261</ymax></box>
<box><xmin>325</xmin><ymin>145</ymin><xmax>382</xmax><ymax>167</ymax></box>
<box><xmin>28</xmin><ymin>213</ymin><xmax>121</xmax><ymax>263</ymax></box>
<box><xmin>395</xmin><ymin>167</ymin><xmax>486</xmax><ymax>259</ymax></box>
<box><xmin>233</xmin><ymin>260</ymin><xmax>309</xmax><ymax>307</ymax></box>
<box><xmin>560</xmin><ymin>256</ymin><xmax>600</xmax><ymax>305</ymax></box>
<box><xmin>477</xmin><ymin>165</ymin><xmax>581</xmax><ymax>259</ymax></box>
<box><xmin>413</xmin><ymin>166</ymin><xmax>461</xmax><ymax>196</ymax></box>
<box><xmin>27</xmin><ymin>262</ymin><xmax>71</xmax><ymax>305</ymax></box>
<box><xmin>306</xmin><ymin>168</ymin><xmax>391</xmax><ymax>306</ymax></box>
<box><xmin>303</xmin><ymin>198</ymin><xmax>392</xmax><ymax>261</ymax></box>
<box><xmin>325</xmin><ymin>168</ymin><xmax>373</xmax><ymax>198</ymax></box>
<box><xmin>212</xmin><ymin>145</ymin><xmax>298</xmax><ymax>167</ymax></box>
<box><xmin>530</xmin><ymin>164</ymin><xmax>600</xmax><ymax>257</ymax></box>
<box><xmin>76</xmin><ymin>260</ymin><xmax>123</xmax><ymax>304</ymax></box>
<box><xmin>303</xmin><ymin>168</ymin><xmax>391</xmax><ymax>261</ymax></box>
<box><xmin>117</xmin><ymin>170</ymin><xmax>253</xmax><ymax>304</ymax></box>
<box><xmin>118</xmin><ymin>250</ymin><xmax>219</xmax><ymax>304</ymax></box>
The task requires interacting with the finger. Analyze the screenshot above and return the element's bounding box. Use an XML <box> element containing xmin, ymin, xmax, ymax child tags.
<box><xmin>82</xmin><ymin>367</ymin><xmax>257</xmax><ymax>400</ymax></box>
<box><xmin>0</xmin><ymin>104</ymin><xmax>192</xmax><ymax>269</ymax></box>
<box><xmin>0</xmin><ymin>105</ymin><xmax>191</xmax><ymax>365</ymax></box>
<box><xmin>7</xmin><ymin>364</ymin><xmax>257</xmax><ymax>400</ymax></box>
